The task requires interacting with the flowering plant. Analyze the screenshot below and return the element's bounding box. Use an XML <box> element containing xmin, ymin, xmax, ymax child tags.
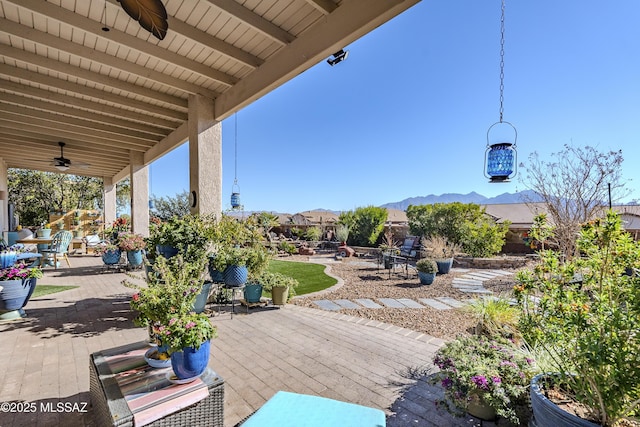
<box><xmin>158</xmin><ymin>312</ymin><xmax>217</xmax><ymax>354</ymax></box>
<box><xmin>432</xmin><ymin>335</ymin><xmax>537</xmax><ymax>424</ymax></box>
<box><xmin>0</xmin><ymin>262</ymin><xmax>44</xmax><ymax>281</ymax></box>
<box><xmin>117</xmin><ymin>232</ymin><xmax>146</xmax><ymax>251</ymax></box>
<box><xmin>126</xmin><ymin>255</ymin><xmax>208</xmax><ymax>327</ymax></box>
<box><xmin>94</xmin><ymin>242</ymin><xmax>120</xmax><ymax>256</ymax></box>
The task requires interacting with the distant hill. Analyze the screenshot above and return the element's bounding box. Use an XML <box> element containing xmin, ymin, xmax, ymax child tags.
<box><xmin>380</xmin><ymin>190</ymin><xmax>542</xmax><ymax>211</ymax></box>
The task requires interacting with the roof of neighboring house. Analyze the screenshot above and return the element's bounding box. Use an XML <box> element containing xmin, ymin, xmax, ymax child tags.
<box><xmin>386</xmin><ymin>208</ymin><xmax>408</xmax><ymax>224</ymax></box>
<box><xmin>483</xmin><ymin>203</ymin><xmax>549</xmax><ymax>227</ymax></box>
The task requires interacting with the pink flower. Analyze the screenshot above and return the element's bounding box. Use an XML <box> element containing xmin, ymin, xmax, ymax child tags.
<box><xmin>185</xmin><ymin>321</ymin><xmax>196</xmax><ymax>329</ymax></box>
<box><xmin>169</xmin><ymin>318</ymin><xmax>178</xmax><ymax>326</ymax></box>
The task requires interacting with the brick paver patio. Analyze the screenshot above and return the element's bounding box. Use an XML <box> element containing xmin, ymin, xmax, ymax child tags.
<box><xmin>0</xmin><ymin>255</ymin><xmax>497</xmax><ymax>427</ymax></box>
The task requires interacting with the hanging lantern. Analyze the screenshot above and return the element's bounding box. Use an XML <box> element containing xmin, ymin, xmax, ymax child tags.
<box><xmin>230</xmin><ymin>182</ymin><xmax>241</xmax><ymax>209</ymax></box>
<box><xmin>485</xmin><ymin>121</ymin><xmax>517</xmax><ymax>182</ymax></box>
<box><xmin>484</xmin><ymin>0</ymin><xmax>518</xmax><ymax>183</ymax></box>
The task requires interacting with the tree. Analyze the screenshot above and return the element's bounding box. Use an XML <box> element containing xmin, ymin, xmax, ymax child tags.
<box><xmin>8</xmin><ymin>169</ymin><xmax>102</xmax><ymax>226</ymax></box>
<box><xmin>406</xmin><ymin>202</ymin><xmax>510</xmax><ymax>257</ymax></box>
<box><xmin>149</xmin><ymin>191</ymin><xmax>189</xmax><ymax>221</ymax></box>
<box><xmin>520</xmin><ymin>144</ymin><xmax>628</xmax><ymax>260</ymax></box>
<box><xmin>339</xmin><ymin>206</ymin><xmax>387</xmax><ymax>247</ymax></box>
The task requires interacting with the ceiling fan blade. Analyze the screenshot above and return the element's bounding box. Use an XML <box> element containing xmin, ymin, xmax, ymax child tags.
<box><xmin>117</xmin><ymin>0</ymin><xmax>168</xmax><ymax>40</ymax></box>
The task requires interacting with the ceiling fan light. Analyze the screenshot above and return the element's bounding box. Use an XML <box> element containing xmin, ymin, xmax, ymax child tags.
<box><xmin>55</xmin><ymin>164</ymin><xmax>69</xmax><ymax>172</ymax></box>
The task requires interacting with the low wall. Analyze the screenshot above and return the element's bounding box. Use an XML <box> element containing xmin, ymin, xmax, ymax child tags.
<box><xmin>455</xmin><ymin>256</ymin><xmax>529</xmax><ymax>269</ymax></box>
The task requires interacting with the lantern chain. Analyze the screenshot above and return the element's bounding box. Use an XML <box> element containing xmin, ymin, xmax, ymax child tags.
<box><xmin>499</xmin><ymin>0</ymin><xmax>506</xmax><ymax>123</ymax></box>
<box><xmin>234</xmin><ymin>113</ymin><xmax>238</xmax><ymax>184</ymax></box>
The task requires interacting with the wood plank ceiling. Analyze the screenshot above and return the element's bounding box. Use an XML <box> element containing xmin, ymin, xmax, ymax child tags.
<box><xmin>0</xmin><ymin>0</ymin><xmax>420</xmax><ymax>180</ymax></box>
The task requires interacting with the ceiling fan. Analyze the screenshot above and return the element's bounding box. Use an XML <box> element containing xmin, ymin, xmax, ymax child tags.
<box><xmin>52</xmin><ymin>142</ymin><xmax>89</xmax><ymax>171</ymax></box>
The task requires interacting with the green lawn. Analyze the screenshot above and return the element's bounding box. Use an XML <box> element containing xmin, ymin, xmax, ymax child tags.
<box><xmin>268</xmin><ymin>260</ymin><xmax>337</xmax><ymax>295</ymax></box>
<box><xmin>32</xmin><ymin>285</ymin><xmax>78</xmax><ymax>298</ymax></box>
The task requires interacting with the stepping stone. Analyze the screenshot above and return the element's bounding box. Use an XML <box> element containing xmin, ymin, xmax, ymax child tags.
<box><xmin>354</xmin><ymin>298</ymin><xmax>383</xmax><ymax>309</ymax></box>
<box><xmin>435</xmin><ymin>297</ymin><xmax>466</xmax><ymax>308</ymax></box>
<box><xmin>458</xmin><ymin>288</ymin><xmax>493</xmax><ymax>294</ymax></box>
<box><xmin>333</xmin><ymin>299</ymin><xmax>361</xmax><ymax>309</ymax></box>
<box><xmin>313</xmin><ymin>300</ymin><xmax>342</xmax><ymax>311</ymax></box>
<box><xmin>453</xmin><ymin>283</ymin><xmax>484</xmax><ymax>289</ymax></box>
<box><xmin>453</xmin><ymin>278</ymin><xmax>484</xmax><ymax>286</ymax></box>
<box><xmin>396</xmin><ymin>298</ymin><xmax>425</xmax><ymax>308</ymax></box>
<box><xmin>418</xmin><ymin>298</ymin><xmax>452</xmax><ymax>310</ymax></box>
<box><xmin>378</xmin><ymin>298</ymin><xmax>406</xmax><ymax>308</ymax></box>
<box><xmin>487</xmin><ymin>270</ymin><xmax>513</xmax><ymax>276</ymax></box>
<box><xmin>464</xmin><ymin>273</ymin><xmax>496</xmax><ymax>280</ymax></box>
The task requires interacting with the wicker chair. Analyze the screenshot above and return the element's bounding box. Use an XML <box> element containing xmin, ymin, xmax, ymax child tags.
<box><xmin>40</xmin><ymin>230</ymin><xmax>73</xmax><ymax>269</ymax></box>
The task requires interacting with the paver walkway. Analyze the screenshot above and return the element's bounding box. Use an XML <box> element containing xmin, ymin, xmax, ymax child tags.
<box><xmin>311</xmin><ymin>268</ymin><xmax>513</xmax><ymax>311</ymax></box>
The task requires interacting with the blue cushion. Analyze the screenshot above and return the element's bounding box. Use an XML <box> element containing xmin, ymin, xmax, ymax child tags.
<box><xmin>241</xmin><ymin>391</ymin><xmax>386</xmax><ymax>427</ymax></box>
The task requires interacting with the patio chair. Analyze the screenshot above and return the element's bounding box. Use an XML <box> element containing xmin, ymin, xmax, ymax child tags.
<box><xmin>236</xmin><ymin>391</ymin><xmax>386</xmax><ymax>427</ymax></box>
<box><xmin>83</xmin><ymin>234</ymin><xmax>105</xmax><ymax>255</ymax></box>
<box><xmin>39</xmin><ymin>230</ymin><xmax>73</xmax><ymax>269</ymax></box>
<box><xmin>399</xmin><ymin>235</ymin><xmax>420</xmax><ymax>259</ymax></box>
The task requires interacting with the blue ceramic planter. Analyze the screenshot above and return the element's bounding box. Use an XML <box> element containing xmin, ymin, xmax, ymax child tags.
<box><xmin>0</xmin><ymin>278</ymin><xmax>37</xmax><ymax>319</ymax></box>
<box><xmin>170</xmin><ymin>340</ymin><xmax>211</xmax><ymax>379</ymax></box>
<box><xmin>102</xmin><ymin>249</ymin><xmax>121</xmax><ymax>265</ymax></box>
<box><xmin>0</xmin><ymin>252</ymin><xmax>18</xmax><ymax>269</ymax></box>
<box><xmin>223</xmin><ymin>265</ymin><xmax>248</xmax><ymax>287</ymax></box>
<box><xmin>435</xmin><ymin>259</ymin><xmax>453</xmax><ymax>275</ymax></box>
<box><xmin>156</xmin><ymin>245</ymin><xmax>179</xmax><ymax>259</ymax></box>
<box><xmin>126</xmin><ymin>250</ymin><xmax>144</xmax><ymax>267</ymax></box>
<box><xmin>418</xmin><ymin>272</ymin><xmax>436</xmax><ymax>285</ymax></box>
<box><xmin>207</xmin><ymin>260</ymin><xmax>224</xmax><ymax>283</ymax></box>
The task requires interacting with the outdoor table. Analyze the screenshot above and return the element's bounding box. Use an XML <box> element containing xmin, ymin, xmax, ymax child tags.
<box><xmin>89</xmin><ymin>341</ymin><xmax>224</xmax><ymax>427</ymax></box>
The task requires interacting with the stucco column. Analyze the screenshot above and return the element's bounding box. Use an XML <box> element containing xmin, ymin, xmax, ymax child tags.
<box><xmin>129</xmin><ymin>152</ymin><xmax>149</xmax><ymax>237</ymax></box>
<box><xmin>188</xmin><ymin>94</ymin><xmax>222</xmax><ymax>218</ymax></box>
<box><xmin>103</xmin><ymin>177</ymin><xmax>117</xmax><ymax>233</ymax></box>
<box><xmin>0</xmin><ymin>159</ymin><xmax>8</xmax><ymax>236</ymax></box>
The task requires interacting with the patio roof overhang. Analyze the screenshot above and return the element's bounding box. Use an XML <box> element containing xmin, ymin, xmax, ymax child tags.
<box><xmin>0</xmin><ymin>0</ymin><xmax>420</xmax><ymax>181</ymax></box>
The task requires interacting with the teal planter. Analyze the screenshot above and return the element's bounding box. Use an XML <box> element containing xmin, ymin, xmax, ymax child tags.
<box><xmin>193</xmin><ymin>281</ymin><xmax>213</xmax><ymax>314</ymax></box>
<box><xmin>156</xmin><ymin>245</ymin><xmax>179</xmax><ymax>259</ymax></box>
<box><xmin>244</xmin><ymin>283</ymin><xmax>263</xmax><ymax>303</ymax></box>
<box><xmin>126</xmin><ymin>250</ymin><xmax>143</xmax><ymax>267</ymax></box>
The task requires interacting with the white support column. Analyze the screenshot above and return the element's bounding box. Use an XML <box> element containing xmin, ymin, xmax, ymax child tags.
<box><xmin>130</xmin><ymin>152</ymin><xmax>149</xmax><ymax>237</ymax></box>
<box><xmin>188</xmin><ymin>94</ymin><xmax>222</xmax><ymax>218</ymax></box>
<box><xmin>0</xmin><ymin>159</ymin><xmax>8</xmax><ymax>237</ymax></box>
<box><xmin>103</xmin><ymin>177</ymin><xmax>117</xmax><ymax>233</ymax></box>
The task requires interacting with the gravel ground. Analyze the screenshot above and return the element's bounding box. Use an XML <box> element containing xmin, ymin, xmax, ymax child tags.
<box><xmin>291</xmin><ymin>256</ymin><xmax>525</xmax><ymax>341</ymax></box>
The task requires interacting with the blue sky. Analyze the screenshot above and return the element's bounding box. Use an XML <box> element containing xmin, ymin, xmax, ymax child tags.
<box><xmin>150</xmin><ymin>0</ymin><xmax>640</xmax><ymax>213</ymax></box>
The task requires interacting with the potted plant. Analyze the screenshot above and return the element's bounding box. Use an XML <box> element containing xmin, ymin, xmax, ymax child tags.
<box><xmin>160</xmin><ymin>312</ymin><xmax>217</xmax><ymax>379</ymax></box>
<box><xmin>145</xmin><ymin>214</ymin><xmax>217</xmax><ymax>263</ymax></box>
<box><xmin>117</xmin><ymin>232</ymin><xmax>147</xmax><ymax>267</ymax></box>
<box><xmin>96</xmin><ymin>242</ymin><xmax>121</xmax><ymax>265</ymax></box>
<box><xmin>37</xmin><ymin>223</ymin><xmax>51</xmax><ymax>238</ymax></box>
<box><xmin>416</xmin><ymin>258</ymin><xmax>437</xmax><ymax>285</ymax></box>
<box><xmin>421</xmin><ymin>235</ymin><xmax>459</xmax><ymax>274</ymax></box>
<box><xmin>125</xmin><ymin>254</ymin><xmax>215</xmax><ymax>378</ymax></box>
<box><xmin>514</xmin><ymin>211</ymin><xmax>640</xmax><ymax>426</ymax></box>
<box><xmin>0</xmin><ymin>257</ymin><xmax>44</xmax><ymax>320</ymax></box>
<box><xmin>432</xmin><ymin>335</ymin><xmax>537</xmax><ymax>424</ymax></box>
<box><xmin>211</xmin><ymin>245</ymin><xmax>269</xmax><ymax>287</ymax></box>
<box><xmin>255</xmin><ymin>271</ymin><xmax>299</xmax><ymax>305</ymax></box>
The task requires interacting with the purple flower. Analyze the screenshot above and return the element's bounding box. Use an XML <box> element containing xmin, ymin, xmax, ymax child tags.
<box><xmin>500</xmin><ymin>360</ymin><xmax>517</xmax><ymax>368</ymax></box>
<box><xmin>492</xmin><ymin>376</ymin><xmax>501</xmax><ymax>384</ymax></box>
<box><xmin>471</xmin><ymin>375</ymin><xmax>489</xmax><ymax>389</ymax></box>
<box><xmin>441</xmin><ymin>377</ymin><xmax>453</xmax><ymax>388</ymax></box>
<box><xmin>526</xmin><ymin>358</ymin><xmax>534</xmax><ymax>365</ymax></box>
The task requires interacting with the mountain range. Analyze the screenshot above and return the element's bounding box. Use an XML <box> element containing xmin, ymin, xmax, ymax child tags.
<box><xmin>379</xmin><ymin>190</ymin><xmax>543</xmax><ymax>211</ymax></box>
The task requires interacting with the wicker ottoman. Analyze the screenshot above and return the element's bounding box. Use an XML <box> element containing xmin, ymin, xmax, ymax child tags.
<box><xmin>89</xmin><ymin>341</ymin><xmax>224</xmax><ymax>427</ymax></box>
